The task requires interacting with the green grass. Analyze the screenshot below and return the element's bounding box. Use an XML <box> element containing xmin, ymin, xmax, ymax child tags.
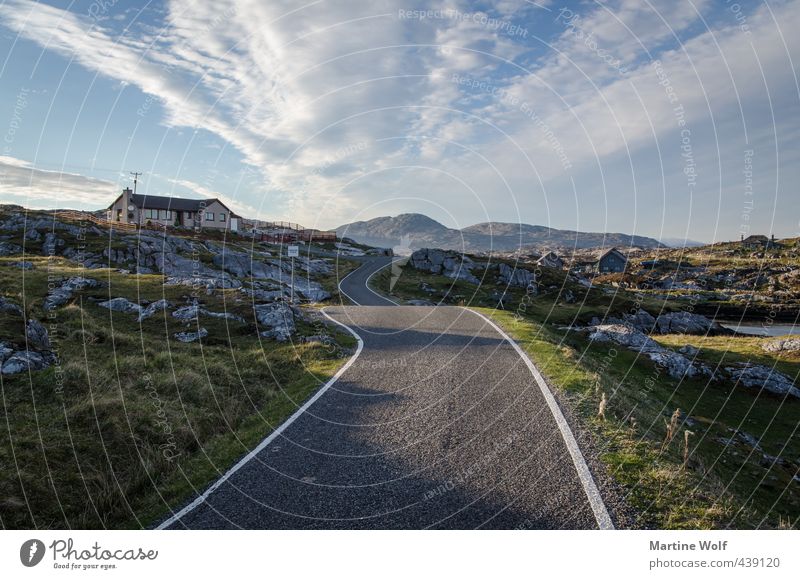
<box><xmin>0</xmin><ymin>255</ymin><xmax>355</xmax><ymax>529</ymax></box>
<box><xmin>369</xmin><ymin>263</ymin><xmax>800</xmax><ymax>529</ymax></box>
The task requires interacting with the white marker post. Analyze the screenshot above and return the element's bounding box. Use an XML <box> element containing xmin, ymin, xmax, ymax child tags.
<box><xmin>288</xmin><ymin>245</ymin><xmax>299</xmax><ymax>302</ymax></box>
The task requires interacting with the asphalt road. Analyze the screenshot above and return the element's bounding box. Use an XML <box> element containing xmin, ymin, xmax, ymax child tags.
<box><xmin>160</xmin><ymin>258</ymin><xmax>612</xmax><ymax>529</ymax></box>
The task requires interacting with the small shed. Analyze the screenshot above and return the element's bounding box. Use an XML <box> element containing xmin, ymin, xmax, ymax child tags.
<box><xmin>595</xmin><ymin>248</ymin><xmax>628</xmax><ymax>273</ymax></box>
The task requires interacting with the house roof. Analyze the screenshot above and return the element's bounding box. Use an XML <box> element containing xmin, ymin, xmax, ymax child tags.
<box><xmin>597</xmin><ymin>247</ymin><xmax>627</xmax><ymax>262</ymax></box>
<box><xmin>742</xmin><ymin>234</ymin><xmax>769</xmax><ymax>243</ymax></box>
<box><xmin>127</xmin><ymin>194</ymin><xmax>238</xmax><ymax>216</ymax></box>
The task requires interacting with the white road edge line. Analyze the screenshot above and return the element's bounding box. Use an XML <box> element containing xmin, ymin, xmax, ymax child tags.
<box><xmin>365</xmin><ymin>259</ymin><xmax>401</xmax><ymax>305</ymax></box>
<box><xmin>463</xmin><ymin>308</ymin><xmax>615</xmax><ymax>530</ymax></box>
<box><xmin>156</xmin><ymin>308</ymin><xmax>364</xmax><ymax>529</ymax></box>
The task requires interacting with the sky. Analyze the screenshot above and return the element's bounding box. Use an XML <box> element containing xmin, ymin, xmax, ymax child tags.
<box><xmin>0</xmin><ymin>0</ymin><xmax>798</xmax><ymax>242</ymax></box>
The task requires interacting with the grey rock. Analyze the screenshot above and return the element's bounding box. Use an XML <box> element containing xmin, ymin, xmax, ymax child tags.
<box><xmin>498</xmin><ymin>263</ymin><xmax>536</xmax><ymax>289</ymax></box>
<box><xmin>41</xmin><ymin>232</ymin><xmax>64</xmax><ymax>256</ymax></box>
<box><xmin>0</xmin><ymin>342</ymin><xmax>13</xmax><ymax>362</ymax></box>
<box><xmin>43</xmin><ymin>276</ymin><xmax>100</xmax><ymax>310</ymax></box>
<box><xmin>24</xmin><ymin>228</ymin><xmax>42</xmax><ymax>241</ymax></box>
<box><xmin>10</xmin><ymin>261</ymin><xmax>34</xmax><ymax>269</ymax></box>
<box><xmin>2</xmin><ymin>351</ymin><xmax>49</xmax><ymax>374</ymax></box>
<box><xmin>655</xmin><ymin>311</ymin><xmax>726</xmax><ymax>335</ymax></box>
<box><xmin>172</xmin><ymin>304</ymin><xmax>244</xmax><ymax>323</ymax></box>
<box><xmin>725</xmin><ymin>364</ymin><xmax>800</xmax><ymax>399</ymax></box>
<box><xmin>679</xmin><ymin>344</ymin><xmax>701</xmax><ymax>357</ymax></box>
<box><xmin>0</xmin><ymin>296</ymin><xmax>23</xmax><ymax>316</ymax></box>
<box><xmin>762</xmin><ymin>338</ymin><xmax>800</xmax><ymax>353</ymax></box>
<box><xmin>410</xmin><ymin>248</ymin><xmax>480</xmax><ymax>284</ymax></box>
<box><xmin>174</xmin><ymin>328</ymin><xmax>208</xmax><ymax>343</ymax></box>
<box><xmin>98</xmin><ymin>297</ymin><xmax>142</xmax><ymax>314</ymax></box>
<box><xmin>26</xmin><ymin>319</ymin><xmax>51</xmax><ymax>350</ymax></box>
<box><xmin>0</xmin><ymin>241</ymin><xmax>22</xmax><ymax>256</ymax></box>
<box><xmin>588</xmin><ymin>324</ymin><xmax>710</xmax><ymax>379</ymax></box>
<box><xmin>254</xmin><ymin>302</ymin><xmax>295</xmax><ymax>341</ymax></box>
<box><xmin>137</xmin><ymin>299</ymin><xmax>171</xmax><ymax>321</ymax></box>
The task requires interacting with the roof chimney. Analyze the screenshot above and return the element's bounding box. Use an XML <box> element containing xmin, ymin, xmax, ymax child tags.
<box><xmin>123</xmin><ymin>187</ymin><xmax>133</xmax><ymax>195</ymax></box>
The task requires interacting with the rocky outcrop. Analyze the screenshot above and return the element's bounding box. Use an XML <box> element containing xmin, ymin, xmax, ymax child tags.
<box><xmin>0</xmin><ymin>319</ymin><xmax>56</xmax><ymax>375</ymax></box>
<box><xmin>725</xmin><ymin>364</ymin><xmax>800</xmax><ymax>399</ymax></box>
<box><xmin>655</xmin><ymin>311</ymin><xmax>727</xmax><ymax>335</ymax></box>
<box><xmin>409</xmin><ymin>248</ymin><xmax>480</xmax><ymax>284</ymax></box>
<box><xmin>0</xmin><ymin>241</ymin><xmax>22</xmax><ymax>256</ymax></box>
<box><xmin>137</xmin><ymin>299</ymin><xmax>171</xmax><ymax>322</ymax></box>
<box><xmin>44</xmin><ymin>276</ymin><xmax>100</xmax><ymax>310</ymax></box>
<box><xmin>174</xmin><ymin>328</ymin><xmax>208</xmax><ymax>343</ymax></box>
<box><xmin>42</xmin><ymin>232</ymin><xmax>64</xmax><ymax>255</ymax></box>
<box><xmin>253</xmin><ymin>303</ymin><xmax>295</xmax><ymax>341</ymax></box>
<box><xmin>762</xmin><ymin>338</ymin><xmax>800</xmax><ymax>353</ymax></box>
<box><xmin>1</xmin><ymin>351</ymin><xmax>52</xmax><ymax>374</ymax></box>
<box><xmin>98</xmin><ymin>297</ymin><xmax>142</xmax><ymax>314</ymax></box>
<box><xmin>498</xmin><ymin>263</ymin><xmax>536</xmax><ymax>289</ymax></box>
<box><xmin>588</xmin><ymin>324</ymin><xmax>711</xmax><ymax>379</ymax></box>
<box><xmin>0</xmin><ymin>296</ymin><xmax>23</xmax><ymax>316</ymax></box>
<box><xmin>172</xmin><ymin>304</ymin><xmax>244</xmax><ymax>323</ymax></box>
<box><xmin>26</xmin><ymin>319</ymin><xmax>51</xmax><ymax>350</ymax></box>
<box><xmin>594</xmin><ymin>309</ymin><xmax>729</xmax><ymax>336</ymax></box>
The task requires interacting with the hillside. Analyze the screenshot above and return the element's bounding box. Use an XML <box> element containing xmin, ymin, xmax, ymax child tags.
<box><xmin>336</xmin><ymin>213</ymin><xmax>665</xmax><ymax>253</ymax></box>
<box><xmin>0</xmin><ymin>205</ymin><xmax>362</xmax><ymax>528</ymax></box>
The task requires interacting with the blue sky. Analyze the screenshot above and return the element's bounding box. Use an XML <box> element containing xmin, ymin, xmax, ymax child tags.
<box><xmin>0</xmin><ymin>0</ymin><xmax>798</xmax><ymax>242</ymax></box>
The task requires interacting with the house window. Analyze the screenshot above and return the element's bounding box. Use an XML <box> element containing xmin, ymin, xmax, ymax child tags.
<box><xmin>205</xmin><ymin>211</ymin><xmax>215</xmax><ymax>221</ymax></box>
<box><xmin>219</xmin><ymin>213</ymin><xmax>226</xmax><ymax>222</ymax></box>
<box><xmin>116</xmin><ymin>209</ymin><xmax>122</xmax><ymax>222</ymax></box>
<box><xmin>158</xmin><ymin>209</ymin><xmax>171</xmax><ymax>220</ymax></box>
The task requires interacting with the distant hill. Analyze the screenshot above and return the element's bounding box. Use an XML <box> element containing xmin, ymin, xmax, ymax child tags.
<box><xmin>335</xmin><ymin>213</ymin><xmax>665</xmax><ymax>253</ymax></box>
<box><xmin>660</xmin><ymin>237</ymin><xmax>706</xmax><ymax>248</ymax></box>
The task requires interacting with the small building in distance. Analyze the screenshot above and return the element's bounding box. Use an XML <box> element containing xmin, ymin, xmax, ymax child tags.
<box><xmin>107</xmin><ymin>187</ymin><xmax>240</xmax><ymax>231</ymax></box>
<box><xmin>594</xmin><ymin>247</ymin><xmax>628</xmax><ymax>273</ymax></box>
<box><xmin>536</xmin><ymin>251</ymin><xmax>564</xmax><ymax>269</ymax></box>
<box><xmin>741</xmin><ymin>234</ymin><xmax>781</xmax><ymax>250</ymax></box>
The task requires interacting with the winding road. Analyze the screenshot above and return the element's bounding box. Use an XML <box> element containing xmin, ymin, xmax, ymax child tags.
<box><xmin>160</xmin><ymin>257</ymin><xmax>614</xmax><ymax>529</ymax></box>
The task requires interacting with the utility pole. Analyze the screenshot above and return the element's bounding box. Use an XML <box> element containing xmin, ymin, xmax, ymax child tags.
<box><xmin>130</xmin><ymin>171</ymin><xmax>142</xmax><ymax>195</ymax></box>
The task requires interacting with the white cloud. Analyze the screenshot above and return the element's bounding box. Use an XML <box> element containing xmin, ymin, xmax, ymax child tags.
<box><xmin>0</xmin><ymin>0</ymin><xmax>797</xmax><ymax>236</ymax></box>
<box><xmin>0</xmin><ymin>156</ymin><xmax>118</xmax><ymax>208</ymax></box>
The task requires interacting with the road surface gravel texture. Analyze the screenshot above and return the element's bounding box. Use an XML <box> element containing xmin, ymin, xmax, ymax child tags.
<box><xmin>161</xmin><ymin>258</ymin><xmax>611</xmax><ymax>529</ymax></box>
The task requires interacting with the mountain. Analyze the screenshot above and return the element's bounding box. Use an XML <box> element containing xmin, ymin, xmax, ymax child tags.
<box><xmin>335</xmin><ymin>213</ymin><xmax>666</xmax><ymax>253</ymax></box>
<box><xmin>659</xmin><ymin>237</ymin><xmax>706</xmax><ymax>248</ymax></box>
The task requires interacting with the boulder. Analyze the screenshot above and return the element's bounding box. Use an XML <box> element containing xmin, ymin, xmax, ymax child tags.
<box><xmin>137</xmin><ymin>299</ymin><xmax>171</xmax><ymax>321</ymax></box>
<box><xmin>98</xmin><ymin>297</ymin><xmax>142</xmax><ymax>314</ymax></box>
<box><xmin>41</xmin><ymin>233</ymin><xmax>64</xmax><ymax>255</ymax></box>
<box><xmin>588</xmin><ymin>324</ymin><xmax>710</xmax><ymax>379</ymax></box>
<box><xmin>762</xmin><ymin>338</ymin><xmax>800</xmax><ymax>353</ymax></box>
<box><xmin>498</xmin><ymin>263</ymin><xmax>536</xmax><ymax>289</ymax></box>
<box><xmin>2</xmin><ymin>351</ymin><xmax>50</xmax><ymax>374</ymax></box>
<box><xmin>254</xmin><ymin>303</ymin><xmax>295</xmax><ymax>341</ymax></box>
<box><xmin>0</xmin><ymin>341</ymin><xmax>13</xmax><ymax>362</ymax></box>
<box><xmin>588</xmin><ymin>324</ymin><xmax>662</xmax><ymax>352</ymax></box>
<box><xmin>43</xmin><ymin>276</ymin><xmax>100</xmax><ymax>310</ymax></box>
<box><xmin>174</xmin><ymin>328</ymin><xmax>208</xmax><ymax>343</ymax></box>
<box><xmin>0</xmin><ymin>241</ymin><xmax>22</xmax><ymax>256</ymax></box>
<box><xmin>26</xmin><ymin>319</ymin><xmax>51</xmax><ymax>350</ymax></box>
<box><xmin>172</xmin><ymin>304</ymin><xmax>244</xmax><ymax>322</ymax></box>
<box><xmin>10</xmin><ymin>261</ymin><xmax>34</xmax><ymax>269</ymax></box>
<box><xmin>0</xmin><ymin>296</ymin><xmax>23</xmax><ymax>316</ymax></box>
<box><xmin>654</xmin><ymin>311</ymin><xmax>726</xmax><ymax>335</ymax></box>
<box><xmin>725</xmin><ymin>364</ymin><xmax>800</xmax><ymax>399</ymax></box>
<box><xmin>410</xmin><ymin>248</ymin><xmax>480</xmax><ymax>284</ymax></box>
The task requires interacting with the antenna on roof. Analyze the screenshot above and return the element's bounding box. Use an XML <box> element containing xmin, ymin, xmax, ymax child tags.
<box><xmin>130</xmin><ymin>171</ymin><xmax>142</xmax><ymax>195</ymax></box>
